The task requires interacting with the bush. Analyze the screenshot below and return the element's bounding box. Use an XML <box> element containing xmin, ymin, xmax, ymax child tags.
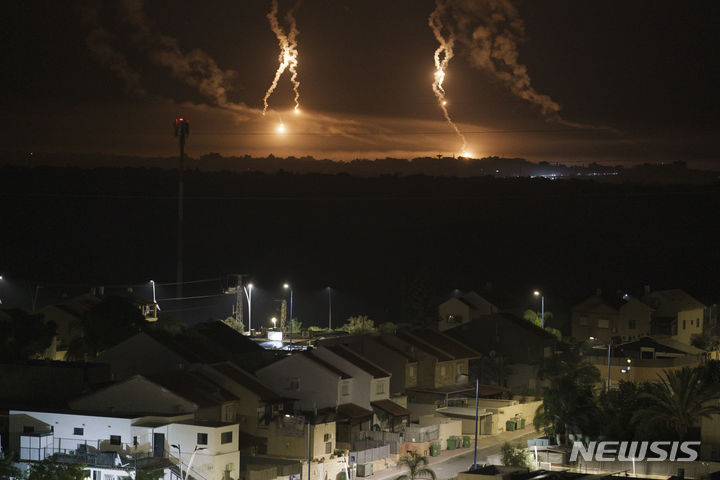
<box><xmin>501</xmin><ymin>442</ymin><xmax>532</xmax><ymax>468</ymax></box>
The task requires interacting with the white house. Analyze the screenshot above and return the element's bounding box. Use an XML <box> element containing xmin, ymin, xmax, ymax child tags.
<box><xmin>9</xmin><ymin>409</ymin><xmax>240</xmax><ymax>480</ymax></box>
<box><xmin>255</xmin><ymin>351</ymin><xmax>354</xmax><ymax>411</ymax></box>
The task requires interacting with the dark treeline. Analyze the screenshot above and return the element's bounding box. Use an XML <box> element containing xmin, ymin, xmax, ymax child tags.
<box><xmin>2</xmin><ymin>151</ymin><xmax>717</xmax><ymax>184</ymax></box>
<box><xmin>1</xmin><ymin>164</ymin><xmax>719</xmax><ymax>329</ymax></box>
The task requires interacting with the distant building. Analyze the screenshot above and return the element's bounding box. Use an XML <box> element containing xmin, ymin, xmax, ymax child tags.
<box><xmin>438</xmin><ymin>291</ymin><xmax>500</xmax><ymax>331</ymax></box>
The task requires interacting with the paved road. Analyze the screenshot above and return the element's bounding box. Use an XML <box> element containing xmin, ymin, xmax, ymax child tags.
<box><xmin>371</xmin><ymin>430</ymin><xmax>539</xmax><ymax>480</ymax></box>
<box><xmin>432</xmin><ymin>432</ymin><xmax>538</xmax><ymax>480</ymax></box>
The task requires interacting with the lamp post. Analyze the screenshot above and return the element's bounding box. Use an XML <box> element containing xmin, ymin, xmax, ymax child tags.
<box><xmin>171</xmin><ymin>444</ymin><xmax>182</xmax><ymax>480</ymax></box>
<box><xmin>606</xmin><ymin>339</ymin><xmax>612</xmax><ymax>392</ymax></box>
<box><xmin>171</xmin><ymin>444</ymin><xmax>205</xmax><ymax>480</ymax></box>
<box><xmin>327</xmin><ymin>286</ymin><xmax>332</xmax><ymax>330</ymax></box>
<box><xmin>533</xmin><ymin>290</ymin><xmax>545</xmax><ymax>328</ymax></box>
<box><xmin>284</xmin><ymin>283</ymin><xmax>294</xmax><ymax>345</ymax></box>
<box><xmin>244</xmin><ymin>283</ymin><xmax>253</xmax><ymax>335</ymax></box>
<box><xmin>271</xmin><ymin>317</ymin><xmax>277</xmax><ymax>330</ymax></box>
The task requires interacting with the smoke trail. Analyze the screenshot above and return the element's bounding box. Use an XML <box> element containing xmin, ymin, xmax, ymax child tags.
<box><xmin>118</xmin><ymin>0</ymin><xmax>237</xmax><ymax>106</ymax></box>
<box><xmin>437</xmin><ymin>0</ymin><xmax>618</xmax><ymax>133</ymax></box>
<box><xmin>81</xmin><ymin>4</ymin><xmax>147</xmax><ymax>97</ymax></box>
<box><xmin>429</xmin><ymin>1</ymin><xmax>468</xmax><ymax>153</ymax></box>
<box><xmin>263</xmin><ymin>0</ymin><xmax>302</xmax><ymax>115</ymax></box>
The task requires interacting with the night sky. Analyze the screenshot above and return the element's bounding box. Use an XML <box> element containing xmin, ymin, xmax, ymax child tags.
<box><xmin>2</xmin><ymin>0</ymin><xmax>718</xmax><ymax>167</ymax></box>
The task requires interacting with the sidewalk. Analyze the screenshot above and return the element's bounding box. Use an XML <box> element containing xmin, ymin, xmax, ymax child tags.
<box><xmin>370</xmin><ymin>429</ymin><xmax>539</xmax><ymax>480</ymax></box>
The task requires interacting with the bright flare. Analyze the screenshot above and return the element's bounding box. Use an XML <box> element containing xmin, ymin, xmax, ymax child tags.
<box><xmin>429</xmin><ymin>0</ymin><xmax>467</xmax><ymax>153</ymax></box>
<box><xmin>263</xmin><ymin>0</ymin><xmax>302</xmax><ymax>115</ymax></box>
<box><xmin>277</xmin><ymin>123</ymin><xmax>286</xmax><ymax>134</ymax></box>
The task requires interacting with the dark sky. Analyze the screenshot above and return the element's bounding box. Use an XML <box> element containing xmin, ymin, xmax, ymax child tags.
<box><xmin>1</xmin><ymin>0</ymin><xmax>718</xmax><ymax>167</ymax></box>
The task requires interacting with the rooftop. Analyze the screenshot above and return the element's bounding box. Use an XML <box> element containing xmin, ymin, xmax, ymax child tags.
<box><xmin>325</xmin><ymin>345</ymin><xmax>390</xmax><ymax>378</ymax></box>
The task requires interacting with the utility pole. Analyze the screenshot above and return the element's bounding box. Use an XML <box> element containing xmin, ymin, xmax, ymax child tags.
<box><xmin>327</xmin><ymin>286</ymin><xmax>332</xmax><ymax>330</ymax></box>
<box><xmin>234</xmin><ymin>274</ymin><xmax>244</xmax><ymax>329</ymax></box>
<box><xmin>174</xmin><ymin>117</ymin><xmax>189</xmax><ymax>318</ymax></box>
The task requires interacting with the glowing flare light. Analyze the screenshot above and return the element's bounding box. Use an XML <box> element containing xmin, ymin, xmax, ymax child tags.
<box><xmin>263</xmin><ymin>0</ymin><xmax>302</xmax><ymax>115</ymax></box>
<box><xmin>429</xmin><ymin>0</ymin><xmax>468</xmax><ymax>154</ymax></box>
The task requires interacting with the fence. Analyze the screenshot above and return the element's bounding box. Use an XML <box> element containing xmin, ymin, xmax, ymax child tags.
<box><xmin>354</xmin><ymin>431</ymin><xmax>401</xmax><ymax>454</ymax></box>
<box><xmin>404</xmin><ymin>424</ymin><xmax>439</xmax><ymax>443</ymax></box>
<box><xmin>576</xmin><ymin>459</ymin><xmax>720</xmax><ymax>478</ymax></box>
<box><xmin>348</xmin><ymin>445</ymin><xmax>390</xmax><ymax>465</ymax></box>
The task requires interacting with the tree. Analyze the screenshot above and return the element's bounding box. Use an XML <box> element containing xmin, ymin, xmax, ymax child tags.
<box><xmin>0</xmin><ymin>452</ymin><xmax>25</xmax><ymax>480</ymax></box>
<box><xmin>500</xmin><ymin>442</ymin><xmax>532</xmax><ymax>468</ymax></box>
<box><xmin>27</xmin><ymin>457</ymin><xmax>86</xmax><ymax>480</ymax></box>
<box><xmin>283</xmin><ymin>318</ymin><xmax>303</xmax><ymax>335</ymax></box>
<box><xmin>479</xmin><ymin>352</ymin><xmax>512</xmax><ymax>387</ymax></box>
<box><xmin>523</xmin><ymin>309</ymin><xmax>554</xmax><ymax>328</ymax></box>
<box><xmin>395</xmin><ymin>452</ymin><xmax>436</xmax><ymax>480</ymax></box>
<box><xmin>67</xmin><ymin>296</ymin><xmax>145</xmax><ymax>360</ymax></box>
<box><xmin>337</xmin><ymin>316</ymin><xmax>377</xmax><ymax>335</ymax></box>
<box><xmin>594</xmin><ymin>380</ymin><xmax>657</xmax><ymax>440</ymax></box>
<box><xmin>534</xmin><ymin>339</ymin><xmax>601</xmax><ymax>444</ymax></box>
<box><xmin>633</xmin><ymin>367</ymin><xmax>720</xmax><ymax>441</ymax></box>
<box><xmin>0</xmin><ymin>310</ymin><xmax>56</xmax><ymax>361</ymax></box>
<box><xmin>378</xmin><ymin>322</ymin><xmax>398</xmax><ymax>334</ymax></box>
<box><xmin>222</xmin><ymin>316</ymin><xmax>244</xmax><ymax>334</ymax></box>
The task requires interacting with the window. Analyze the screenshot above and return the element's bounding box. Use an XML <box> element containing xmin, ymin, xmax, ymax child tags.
<box><xmin>376</xmin><ymin>382</ymin><xmax>385</xmax><ymax>394</ymax></box>
<box><xmin>197</xmin><ymin>433</ymin><xmax>208</xmax><ymax>445</ymax></box>
<box><xmin>579</xmin><ymin>315</ymin><xmax>589</xmax><ymax>326</ymax></box>
<box><xmin>325</xmin><ymin>442</ymin><xmax>332</xmax><ymax>454</ymax></box>
<box><xmin>697</xmin><ymin>318</ymin><xmax>700</xmax><ymax>327</ymax></box>
<box><xmin>597</xmin><ymin>318</ymin><xmax>609</xmax><ymax>328</ymax></box>
<box><xmin>628</xmin><ymin>318</ymin><xmax>636</xmax><ymax>329</ymax></box>
<box><xmin>341</xmin><ymin>383</ymin><xmax>349</xmax><ymax>396</ymax></box>
<box><xmin>440</xmin><ymin>365</ymin><xmax>447</xmax><ymax>376</ymax></box>
<box><xmin>408</xmin><ymin>365</ymin><xmax>415</xmax><ymax>377</ymax></box>
<box><xmin>23</xmin><ymin>426</ymin><xmax>34</xmax><ymax>434</ymax></box>
<box><xmin>324</xmin><ymin>433</ymin><xmax>332</xmax><ymax>441</ymax></box>
<box><xmin>73</xmin><ymin>427</ymin><xmax>84</xmax><ymax>436</ymax></box>
<box><xmin>110</xmin><ymin>435</ymin><xmax>121</xmax><ymax>445</ymax></box>
<box><xmin>289</xmin><ymin>377</ymin><xmax>300</xmax><ymax>391</ymax></box>
<box><xmin>133</xmin><ymin>436</ymin><xmax>138</xmax><ymax>446</ymax></box>
<box><xmin>456</xmin><ymin>363</ymin><xmax>463</xmax><ymax>374</ymax></box>
<box><xmin>221</xmin><ymin>431</ymin><xmax>233</xmax><ymax>444</ymax></box>
<box><xmin>683</xmin><ymin>319</ymin><xmax>686</xmax><ymax>330</ymax></box>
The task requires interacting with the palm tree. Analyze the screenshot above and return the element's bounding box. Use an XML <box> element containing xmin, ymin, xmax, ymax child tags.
<box><xmin>396</xmin><ymin>452</ymin><xmax>437</xmax><ymax>480</ymax></box>
<box><xmin>633</xmin><ymin>366</ymin><xmax>720</xmax><ymax>440</ymax></box>
<box><xmin>534</xmin><ymin>339</ymin><xmax>601</xmax><ymax>444</ymax></box>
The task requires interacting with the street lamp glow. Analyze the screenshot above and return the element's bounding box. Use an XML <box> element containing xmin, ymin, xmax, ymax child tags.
<box><xmin>533</xmin><ymin>290</ymin><xmax>545</xmax><ymax>328</ymax></box>
<box><xmin>533</xmin><ymin>290</ymin><xmax>540</xmax><ymax>296</ymax></box>
<box><xmin>283</xmin><ymin>283</ymin><xmax>290</xmax><ymax>289</ymax></box>
<box><xmin>244</xmin><ymin>282</ymin><xmax>254</xmax><ymax>335</ymax></box>
<box><xmin>271</xmin><ymin>317</ymin><xmax>277</xmax><ymax>328</ymax></box>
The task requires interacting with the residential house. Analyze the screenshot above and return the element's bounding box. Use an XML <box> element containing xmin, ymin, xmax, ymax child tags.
<box><xmin>588</xmin><ymin>336</ymin><xmax>706</xmax><ymax>388</ymax></box>
<box><xmin>445</xmin><ymin>312</ymin><xmax>556</xmax><ymax>394</ymax></box>
<box><xmin>312</xmin><ymin>345</ymin><xmax>408</xmax><ymax>436</ymax></box>
<box><xmin>644</xmin><ymin>289</ymin><xmax>706</xmax><ymax>345</ymax></box>
<box><xmin>347</xmin><ymin>336</ymin><xmax>419</xmax><ymax>395</ymax></box>
<box><xmin>96</xmin><ymin>321</ymin><xmax>270</xmax><ymax>380</ymax></box>
<box><xmin>39</xmin><ymin>294</ymin><xmax>102</xmax><ymax>360</ymax></box>
<box><xmin>68</xmin><ymin>372</ymin><xmax>241</xmax><ymax>424</ymax></box>
<box><xmin>9</xmin><ymin>408</ymin><xmax>240</xmax><ymax>480</ymax></box>
<box><xmin>255</xmin><ymin>351</ymin><xmax>354</xmax><ymax>411</ymax></box>
<box><xmin>571</xmin><ymin>288</ymin><xmax>707</xmax><ymax>346</ymax></box>
<box><xmin>438</xmin><ymin>291</ymin><xmax>500</xmax><ymax>332</ymax></box>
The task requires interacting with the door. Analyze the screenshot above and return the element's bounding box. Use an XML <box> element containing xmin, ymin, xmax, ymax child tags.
<box><xmin>153</xmin><ymin>433</ymin><xmax>165</xmax><ymax>457</ymax></box>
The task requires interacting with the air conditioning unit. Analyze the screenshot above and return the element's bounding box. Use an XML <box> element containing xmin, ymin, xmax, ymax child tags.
<box><xmin>357</xmin><ymin>464</ymin><xmax>373</xmax><ymax>477</ymax></box>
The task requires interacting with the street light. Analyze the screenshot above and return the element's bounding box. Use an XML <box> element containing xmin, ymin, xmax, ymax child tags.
<box><xmin>533</xmin><ymin>290</ymin><xmax>545</xmax><ymax>328</ymax></box>
<box><xmin>327</xmin><ymin>286</ymin><xmax>332</xmax><ymax>330</ymax></box>
<box><xmin>271</xmin><ymin>317</ymin><xmax>277</xmax><ymax>329</ymax></box>
<box><xmin>171</xmin><ymin>444</ymin><xmax>206</xmax><ymax>480</ymax></box>
<box><xmin>244</xmin><ymin>283</ymin><xmax>253</xmax><ymax>335</ymax></box>
<box><xmin>284</xmin><ymin>283</ymin><xmax>294</xmax><ymax>345</ymax></box>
